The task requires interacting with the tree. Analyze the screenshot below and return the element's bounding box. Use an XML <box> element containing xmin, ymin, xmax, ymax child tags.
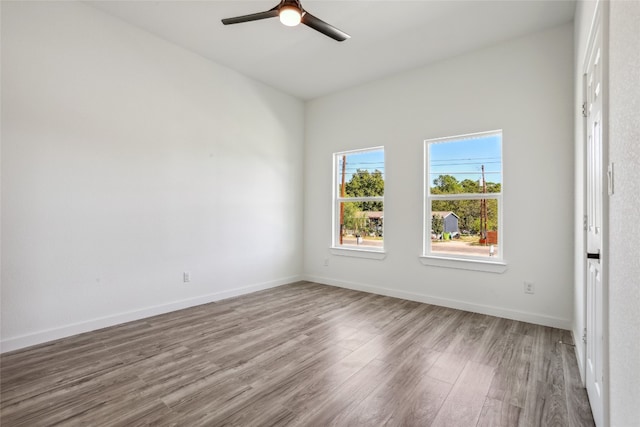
<box><xmin>432</xmin><ymin>214</ymin><xmax>444</xmax><ymax>235</ymax></box>
<box><xmin>485</xmin><ymin>199</ymin><xmax>499</xmax><ymax>230</ymax></box>
<box><xmin>486</xmin><ymin>182</ymin><xmax>501</xmax><ymax>193</ymax></box>
<box><xmin>430</xmin><ymin>174</ymin><xmax>500</xmax><ymax>234</ymax></box>
<box><xmin>431</xmin><ymin>175</ymin><xmax>463</xmax><ymax>213</ymax></box>
<box><xmin>345</xmin><ymin>169</ymin><xmax>384</xmax><ymax>211</ymax></box>
<box><xmin>460</xmin><ymin>178</ymin><xmax>480</xmax><ymax>193</ymax></box>
<box><xmin>342</xmin><ymin>202</ymin><xmax>361</xmax><ymax>234</ymax></box>
<box><xmin>431</xmin><ymin>175</ymin><xmax>462</xmax><ymax>194</ymax></box>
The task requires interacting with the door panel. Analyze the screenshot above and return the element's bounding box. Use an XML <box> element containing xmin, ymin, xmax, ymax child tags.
<box><xmin>586</xmin><ymin>260</ymin><xmax>603</xmax><ymax>425</ymax></box>
<box><xmin>584</xmin><ymin>5</ymin><xmax>605</xmax><ymax>426</ymax></box>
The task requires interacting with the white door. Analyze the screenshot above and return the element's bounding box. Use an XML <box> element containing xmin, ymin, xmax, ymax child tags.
<box><xmin>584</xmin><ymin>4</ymin><xmax>606</xmax><ymax>426</ymax></box>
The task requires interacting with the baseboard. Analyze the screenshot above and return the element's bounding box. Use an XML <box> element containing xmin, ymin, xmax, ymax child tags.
<box><xmin>572</xmin><ymin>327</ymin><xmax>586</xmax><ymax>385</ymax></box>
<box><xmin>305</xmin><ymin>274</ymin><xmax>572</xmax><ymax>330</ymax></box>
<box><xmin>0</xmin><ymin>275</ymin><xmax>301</xmax><ymax>354</ymax></box>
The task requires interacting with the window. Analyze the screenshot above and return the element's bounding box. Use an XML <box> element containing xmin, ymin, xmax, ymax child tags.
<box><xmin>423</xmin><ymin>131</ymin><xmax>503</xmax><ymax>266</ymax></box>
<box><xmin>333</xmin><ymin>147</ymin><xmax>384</xmax><ymax>253</ymax></box>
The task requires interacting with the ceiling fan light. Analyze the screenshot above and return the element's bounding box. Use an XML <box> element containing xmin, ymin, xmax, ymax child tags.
<box><xmin>279</xmin><ymin>5</ymin><xmax>301</xmax><ymax>26</ymax></box>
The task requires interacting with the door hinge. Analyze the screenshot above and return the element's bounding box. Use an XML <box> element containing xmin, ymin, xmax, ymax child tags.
<box><xmin>582</xmin><ymin>102</ymin><xmax>588</xmax><ymax>118</ymax></box>
<box><xmin>583</xmin><ymin>328</ymin><xmax>587</xmax><ymax>344</ymax></box>
<box><xmin>583</xmin><ymin>214</ymin><xmax>588</xmax><ymax>231</ymax></box>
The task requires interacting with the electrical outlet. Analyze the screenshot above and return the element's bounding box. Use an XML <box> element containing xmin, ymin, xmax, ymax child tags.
<box><xmin>183</xmin><ymin>272</ymin><xmax>191</xmax><ymax>283</ymax></box>
<box><xmin>323</xmin><ymin>258</ymin><xmax>329</xmax><ymax>267</ymax></box>
<box><xmin>524</xmin><ymin>281</ymin><xmax>535</xmax><ymax>294</ymax></box>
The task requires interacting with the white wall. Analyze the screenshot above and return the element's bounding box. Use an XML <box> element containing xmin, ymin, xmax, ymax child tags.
<box><xmin>304</xmin><ymin>24</ymin><xmax>575</xmax><ymax>328</ymax></box>
<box><xmin>0</xmin><ymin>2</ymin><xmax>304</xmax><ymax>352</ymax></box>
<box><xmin>608</xmin><ymin>1</ymin><xmax>640</xmax><ymax>424</ymax></box>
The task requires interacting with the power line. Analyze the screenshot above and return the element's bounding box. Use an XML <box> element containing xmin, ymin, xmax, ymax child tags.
<box><xmin>339</xmin><ymin>160</ymin><xmax>385</xmax><ymax>165</ymax></box>
<box><xmin>431</xmin><ymin>161</ymin><xmax>501</xmax><ymax>166</ymax></box>
<box><xmin>344</xmin><ymin>170</ymin><xmax>386</xmax><ymax>172</ymax></box>
<box><xmin>428</xmin><ymin>171</ymin><xmax>500</xmax><ymax>175</ymax></box>
<box><xmin>430</xmin><ymin>156</ymin><xmax>500</xmax><ymax>162</ymax></box>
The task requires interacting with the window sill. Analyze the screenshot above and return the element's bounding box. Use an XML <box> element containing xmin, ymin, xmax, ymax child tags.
<box><xmin>419</xmin><ymin>255</ymin><xmax>507</xmax><ymax>273</ymax></box>
<box><xmin>330</xmin><ymin>247</ymin><xmax>387</xmax><ymax>260</ymax></box>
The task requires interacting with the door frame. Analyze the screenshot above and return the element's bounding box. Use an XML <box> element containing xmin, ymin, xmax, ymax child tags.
<box><xmin>581</xmin><ymin>1</ymin><xmax>610</xmax><ymax>425</ymax></box>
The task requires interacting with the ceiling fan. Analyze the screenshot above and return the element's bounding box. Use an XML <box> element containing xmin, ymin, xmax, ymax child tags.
<box><xmin>221</xmin><ymin>0</ymin><xmax>350</xmax><ymax>42</ymax></box>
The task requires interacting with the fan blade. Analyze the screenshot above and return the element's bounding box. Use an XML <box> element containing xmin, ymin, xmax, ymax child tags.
<box><xmin>301</xmin><ymin>12</ymin><xmax>350</xmax><ymax>42</ymax></box>
<box><xmin>222</xmin><ymin>7</ymin><xmax>279</xmax><ymax>25</ymax></box>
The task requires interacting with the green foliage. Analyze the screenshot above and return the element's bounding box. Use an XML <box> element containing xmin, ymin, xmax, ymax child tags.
<box><xmin>486</xmin><ymin>182</ymin><xmax>501</xmax><ymax>193</ymax></box>
<box><xmin>341</xmin><ymin>201</ymin><xmax>382</xmax><ymax>236</ymax></box>
<box><xmin>432</xmin><ymin>214</ymin><xmax>444</xmax><ymax>235</ymax></box>
<box><xmin>339</xmin><ymin>170</ymin><xmax>385</xmax><ymax>238</ymax></box>
<box><xmin>432</xmin><ymin>200</ymin><xmax>458</xmax><ymax>213</ymax></box>
<box><xmin>342</xmin><ymin>202</ymin><xmax>362</xmax><ymax>233</ymax></box>
<box><xmin>485</xmin><ymin>199</ymin><xmax>498</xmax><ymax>230</ymax></box>
<box><xmin>430</xmin><ymin>174</ymin><xmax>500</xmax><ymax>234</ymax></box>
<box><xmin>431</xmin><ymin>175</ymin><xmax>462</xmax><ymax>194</ymax></box>
<box><xmin>432</xmin><ymin>174</ymin><xmax>500</xmax><ymax>195</ymax></box>
<box><xmin>461</xmin><ymin>179</ymin><xmax>480</xmax><ymax>193</ymax></box>
<box><xmin>345</xmin><ymin>169</ymin><xmax>384</xmax><ymax>211</ymax></box>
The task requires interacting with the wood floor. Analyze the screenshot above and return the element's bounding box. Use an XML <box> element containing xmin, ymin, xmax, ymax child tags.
<box><xmin>1</xmin><ymin>282</ymin><xmax>594</xmax><ymax>426</ymax></box>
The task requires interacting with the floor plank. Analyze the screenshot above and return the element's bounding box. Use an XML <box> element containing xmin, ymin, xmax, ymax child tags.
<box><xmin>561</xmin><ymin>342</ymin><xmax>596</xmax><ymax>427</ymax></box>
<box><xmin>0</xmin><ymin>281</ymin><xmax>595</xmax><ymax>426</ymax></box>
<box><xmin>430</xmin><ymin>360</ymin><xmax>496</xmax><ymax>427</ymax></box>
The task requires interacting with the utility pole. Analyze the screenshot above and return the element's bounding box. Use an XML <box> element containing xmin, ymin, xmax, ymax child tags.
<box><xmin>480</xmin><ymin>165</ymin><xmax>488</xmax><ymax>245</ymax></box>
<box><xmin>339</xmin><ymin>155</ymin><xmax>346</xmax><ymax>245</ymax></box>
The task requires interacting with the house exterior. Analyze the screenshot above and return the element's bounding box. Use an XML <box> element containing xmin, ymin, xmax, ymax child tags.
<box><xmin>432</xmin><ymin>211</ymin><xmax>460</xmax><ymax>235</ymax></box>
<box><xmin>359</xmin><ymin>210</ymin><xmax>384</xmax><ymax>236</ymax></box>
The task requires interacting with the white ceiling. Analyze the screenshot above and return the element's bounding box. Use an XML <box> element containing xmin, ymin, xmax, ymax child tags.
<box><xmin>88</xmin><ymin>0</ymin><xmax>576</xmax><ymax>100</ymax></box>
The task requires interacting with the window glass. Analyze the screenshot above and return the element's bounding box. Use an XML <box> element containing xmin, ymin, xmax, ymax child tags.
<box><xmin>425</xmin><ymin>131</ymin><xmax>502</xmax><ymax>260</ymax></box>
<box><xmin>334</xmin><ymin>148</ymin><xmax>384</xmax><ymax>251</ymax></box>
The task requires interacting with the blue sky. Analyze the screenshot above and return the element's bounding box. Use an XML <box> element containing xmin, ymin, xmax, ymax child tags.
<box><xmin>429</xmin><ymin>134</ymin><xmax>502</xmax><ymax>185</ymax></box>
<box><xmin>337</xmin><ymin>134</ymin><xmax>501</xmax><ymax>185</ymax></box>
<box><xmin>338</xmin><ymin>149</ymin><xmax>385</xmax><ymax>182</ymax></box>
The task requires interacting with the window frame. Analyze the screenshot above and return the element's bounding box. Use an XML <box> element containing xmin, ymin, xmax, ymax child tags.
<box><xmin>421</xmin><ymin>130</ymin><xmax>506</xmax><ymax>272</ymax></box>
<box><xmin>331</xmin><ymin>146</ymin><xmax>385</xmax><ymax>258</ymax></box>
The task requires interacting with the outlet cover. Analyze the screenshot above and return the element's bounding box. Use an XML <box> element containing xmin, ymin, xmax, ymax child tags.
<box><xmin>524</xmin><ymin>281</ymin><xmax>535</xmax><ymax>294</ymax></box>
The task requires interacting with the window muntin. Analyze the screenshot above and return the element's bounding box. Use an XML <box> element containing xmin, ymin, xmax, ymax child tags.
<box><xmin>424</xmin><ymin>131</ymin><xmax>503</xmax><ymax>261</ymax></box>
<box><xmin>333</xmin><ymin>148</ymin><xmax>384</xmax><ymax>251</ymax></box>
